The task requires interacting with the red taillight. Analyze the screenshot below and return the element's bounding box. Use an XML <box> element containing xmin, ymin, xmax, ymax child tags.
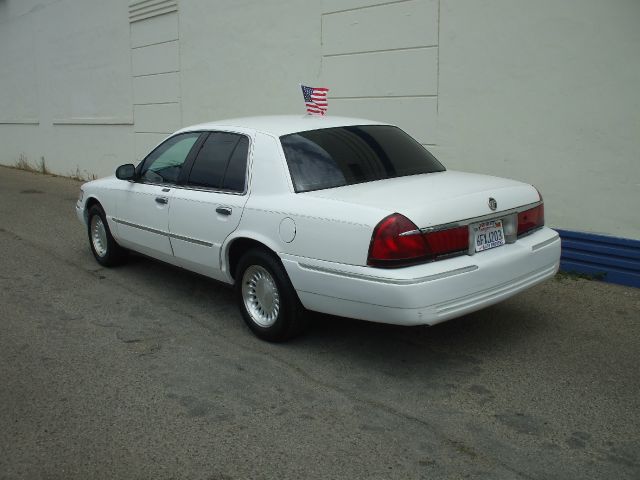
<box><xmin>368</xmin><ymin>214</ymin><xmax>427</xmax><ymax>266</ymax></box>
<box><xmin>367</xmin><ymin>214</ymin><xmax>469</xmax><ymax>267</ymax></box>
<box><xmin>518</xmin><ymin>203</ymin><xmax>544</xmax><ymax>236</ymax></box>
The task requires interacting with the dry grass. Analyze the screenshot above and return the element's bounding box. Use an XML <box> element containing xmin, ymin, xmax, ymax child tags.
<box><xmin>12</xmin><ymin>154</ymin><xmax>96</xmax><ymax>181</ymax></box>
<box><xmin>68</xmin><ymin>166</ymin><xmax>97</xmax><ymax>182</ymax></box>
<box><xmin>14</xmin><ymin>154</ymin><xmax>50</xmax><ymax>175</ymax></box>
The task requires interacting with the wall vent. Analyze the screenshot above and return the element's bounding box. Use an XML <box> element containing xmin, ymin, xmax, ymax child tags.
<box><xmin>129</xmin><ymin>0</ymin><xmax>177</xmax><ymax>23</ymax></box>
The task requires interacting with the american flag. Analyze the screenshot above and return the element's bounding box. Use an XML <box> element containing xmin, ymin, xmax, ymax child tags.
<box><xmin>301</xmin><ymin>85</ymin><xmax>329</xmax><ymax>115</ymax></box>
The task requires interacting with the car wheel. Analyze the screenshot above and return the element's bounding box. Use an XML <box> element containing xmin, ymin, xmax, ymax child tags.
<box><xmin>87</xmin><ymin>204</ymin><xmax>127</xmax><ymax>267</ymax></box>
<box><xmin>235</xmin><ymin>248</ymin><xmax>308</xmax><ymax>342</ymax></box>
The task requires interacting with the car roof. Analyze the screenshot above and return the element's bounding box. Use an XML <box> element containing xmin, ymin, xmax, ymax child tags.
<box><xmin>176</xmin><ymin>115</ymin><xmax>390</xmax><ymax>137</ymax></box>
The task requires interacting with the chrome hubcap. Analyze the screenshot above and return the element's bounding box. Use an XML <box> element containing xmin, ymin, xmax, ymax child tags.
<box><xmin>241</xmin><ymin>265</ymin><xmax>280</xmax><ymax>327</ymax></box>
<box><xmin>90</xmin><ymin>215</ymin><xmax>108</xmax><ymax>258</ymax></box>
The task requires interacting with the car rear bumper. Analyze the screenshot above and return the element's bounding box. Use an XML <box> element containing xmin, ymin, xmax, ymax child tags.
<box><xmin>281</xmin><ymin>227</ymin><xmax>561</xmax><ymax>326</ymax></box>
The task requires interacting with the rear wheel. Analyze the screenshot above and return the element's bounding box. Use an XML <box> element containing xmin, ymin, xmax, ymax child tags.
<box><xmin>87</xmin><ymin>204</ymin><xmax>127</xmax><ymax>266</ymax></box>
<box><xmin>235</xmin><ymin>248</ymin><xmax>308</xmax><ymax>341</ymax></box>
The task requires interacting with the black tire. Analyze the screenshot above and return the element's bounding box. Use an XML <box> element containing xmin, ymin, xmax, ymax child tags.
<box><xmin>235</xmin><ymin>248</ymin><xmax>309</xmax><ymax>342</ymax></box>
<box><xmin>87</xmin><ymin>204</ymin><xmax>128</xmax><ymax>267</ymax></box>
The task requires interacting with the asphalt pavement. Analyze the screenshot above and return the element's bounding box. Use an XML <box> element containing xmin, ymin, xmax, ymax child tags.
<box><xmin>0</xmin><ymin>166</ymin><xmax>638</xmax><ymax>480</ymax></box>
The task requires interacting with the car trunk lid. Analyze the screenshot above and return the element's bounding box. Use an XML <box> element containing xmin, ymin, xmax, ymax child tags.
<box><xmin>302</xmin><ymin>170</ymin><xmax>540</xmax><ymax>228</ymax></box>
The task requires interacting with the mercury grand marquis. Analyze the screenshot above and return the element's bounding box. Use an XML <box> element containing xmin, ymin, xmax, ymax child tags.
<box><xmin>76</xmin><ymin>115</ymin><xmax>561</xmax><ymax>341</ymax></box>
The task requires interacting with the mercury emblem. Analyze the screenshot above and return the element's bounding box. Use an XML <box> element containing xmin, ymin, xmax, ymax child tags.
<box><xmin>488</xmin><ymin>197</ymin><xmax>497</xmax><ymax>210</ymax></box>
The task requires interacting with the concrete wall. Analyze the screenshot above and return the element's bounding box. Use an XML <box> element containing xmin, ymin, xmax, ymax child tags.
<box><xmin>129</xmin><ymin>1</ymin><xmax>181</xmax><ymax>160</ymax></box>
<box><xmin>0</xmin><ymin>0</ymin><xmax>134</xmax><ymax>179</ymax></box>
<box><xmin>436</xmin><ymin>0</ymin><xmax>640</xmax><ymax>240</ymax></box>
<box><xmin>0</xmin><ymin>0</ymin><xmax>638</xmax><ymax>240</ymax></box>
<box><xmin>180</xmin><ymin>0</ymin><xmax>438</xmax><ymax>146</ymax></box>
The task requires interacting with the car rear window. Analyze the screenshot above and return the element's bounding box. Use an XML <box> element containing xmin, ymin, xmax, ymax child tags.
<box><xmin>280</xmin><ymin>125</ymin><xmax>445</xmax><ymax>193</ymax></box>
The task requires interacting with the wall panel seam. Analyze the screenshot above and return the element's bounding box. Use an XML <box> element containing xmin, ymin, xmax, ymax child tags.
<box><xmin>131</xmin><ymin>38</ymin><xmax>179</xmax><ymax>50</ymax></box>
<box><xmin>53</xmin><ymin>119</ymin><xmax>134</xmax><ymax>126</ymax></box>
<box><xmin>322</xmin><ymin>0</ymin><xmax>414</xmax><ymax>16</ymax></box>
<box><xmin>323</xmin><ymin>45</ymin><xmax>437</xmax><ymax>58</ymax></box>
<box><xmin>133</xmin><ymin>101</ymin><xmax>180</xmax><ymax>106</ymax></box>
<box><xmin>332</xmin><ymin>95</ymin><xmax>437</xmax><ymax>100</ymax></box>
<box><xmin>132</xmin><ymin>70</ymin><xmax>180</xmax><ymax>78</ymax></box>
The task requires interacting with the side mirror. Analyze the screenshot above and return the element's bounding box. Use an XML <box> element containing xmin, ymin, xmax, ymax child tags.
<box><xmin>116</xmin><ymin>163</ymin><xmax>136</xmax><ymax>180</ymax></box>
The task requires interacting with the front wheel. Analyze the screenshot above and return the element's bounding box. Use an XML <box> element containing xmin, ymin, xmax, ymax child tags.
<box><xmin>87</xmin><ymin>204</ymin><xmax>127</xmax><ymax>267</ymax></box>
<box><xmin>235</xmin><ymin>249</ymin><xmax>308</xmax><ymax>342</ymax></box>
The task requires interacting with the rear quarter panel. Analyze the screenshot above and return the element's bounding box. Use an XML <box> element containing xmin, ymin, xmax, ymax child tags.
<box><xmin>232</xmin><ymin>132</ymin><xmax>387</xmax><ymax>266</ymax></box>
<box><xmin>240</xmin><ymin>194</ymin><xmax>384</xmax><ymax>266</ymax></box>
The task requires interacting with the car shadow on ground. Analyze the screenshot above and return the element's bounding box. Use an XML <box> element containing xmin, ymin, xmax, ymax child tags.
<box><xmin>118</xmin><ymin>251</ymin><xmax>547</xmax><ymax>366</ymax></box>
<box><xmin>292</xmin><ymin>303</ymin><xmax>545</xmax><ymax>378</ymax></box>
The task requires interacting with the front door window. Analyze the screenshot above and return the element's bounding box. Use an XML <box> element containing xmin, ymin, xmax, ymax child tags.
<box><xmin>140</xmin><ymin>133</ymin><xmax>200</xmax><ymax>184</ymax></box>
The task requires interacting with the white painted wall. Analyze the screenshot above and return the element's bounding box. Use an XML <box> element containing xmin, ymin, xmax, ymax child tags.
<box><xmin>179</xmin><ymin>0</ymin><xmax>436</xmax><ymax>148</ymax></box>
<box><xmin>130</xmin><ymin>5</ymin><xmax>181</xmax><ymax>160</ymax></box>
<box><xmin>0</xmin><ymin>0</ymin><xmax>134</xmax><ymax>179</ymax></box>
<box><xmin>178</xmin><ymin>1</ymin><xmax>323</xmax><ymax>123</ymax></box>
<box><xmin>320</xmin><ymin>0</ymin><xmax>439</xmax><ymax>145</ymax></box>
<box><xmin>435</xmin><ymin>0</ymin><xmax>640</xmax><ymax>240</ymax></box>
<box><xmin>0</xmin><ymin>0</ymin><xmax>638</xmax><ymax>240</ymax></box>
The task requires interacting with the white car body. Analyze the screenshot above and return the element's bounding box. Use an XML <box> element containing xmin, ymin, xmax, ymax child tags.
<box><xmin>77</xmin><ymin>115</ymin><xmax>561</xmax><ymax>328</ymax></box>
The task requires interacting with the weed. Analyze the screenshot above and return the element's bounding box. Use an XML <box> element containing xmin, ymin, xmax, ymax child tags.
<box><xmin>14</xmin><ymin>153</ymin><xmax>35</xmax><ymax>172</ymax></box>
<box><xmin>68</xmin><ymin>166</ymin><xmax>97</xmax><ymax>182</ymax></box>
<box><xmin>14</xmin><ymin>154</ymin><xmax>50</xmax><ymax>175</ymax></box>
<box><xmin>555</xmin><ymin>270</ymin><xmax>607</xmax><ymax>282</ymax></box>
<box><xmin>37</xmin><ymin>156</ymin><xmax>49</xmax><ymax>174</ymax></box>
<box><xmin>68</xmin><ymin>166</ymin><xmax>84</xmax><ymax>181</ymax></box>
<box><xmin>11</xmin><ymin>154</ymin><xmax>95</xmax><ymax>181</ymax></box>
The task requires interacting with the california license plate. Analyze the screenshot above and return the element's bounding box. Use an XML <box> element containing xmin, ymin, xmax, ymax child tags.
<box><xmin>472</xmin><ymin>219</ymin><xmax>505</xmax><ymax>252</ymax></box>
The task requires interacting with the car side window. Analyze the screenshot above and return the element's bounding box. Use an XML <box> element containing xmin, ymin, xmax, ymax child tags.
<box><xmin>140</xmin><ymin>133</ymin><xmax>200</xmax><ymax>184</ymax></box>
<box><xmin>222</xmin><ymin>136</ymin><xmax>249</xmax><ymax>191</ymax></box>
<box><xmin>186</xmin><ymin>132</ymin><xmax>249</xmax><ymax>192</ymax></box>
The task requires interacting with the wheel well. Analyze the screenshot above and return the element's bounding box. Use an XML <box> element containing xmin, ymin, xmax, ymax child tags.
<box><xmin>84</xmin><ymin>197</ymin><xmax>100</xmax><ymax>211</ymax></box>
<box><xmin>227</xmin><ymin>238</ymin><xmax>277</xmax><ymax>280</ymax></box>
<box><xmin>84</xmin><ymin>197</ymin><xmax>101</xmax><ymax>222</ymax></box>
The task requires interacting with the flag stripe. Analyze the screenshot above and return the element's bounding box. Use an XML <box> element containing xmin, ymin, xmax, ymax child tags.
<box><xmin>301</xmin><ymin>84</ymin><xmax>329</xmax><ymax>116</ymax></box>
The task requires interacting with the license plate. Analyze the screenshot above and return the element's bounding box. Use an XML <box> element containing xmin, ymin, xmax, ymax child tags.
<box><xmin>472</xmin><ymin>219</ymin><xmax>505</xmax><ymax>252</ymax></box>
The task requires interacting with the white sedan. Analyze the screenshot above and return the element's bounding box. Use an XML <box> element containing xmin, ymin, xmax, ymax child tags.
<box><xmin>76</xmin><ymin>116</ymin><xmax>561</xmax><ymax>341</ymax></box>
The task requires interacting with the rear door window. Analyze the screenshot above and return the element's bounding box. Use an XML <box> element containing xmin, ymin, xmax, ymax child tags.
<box><xmin>186</xmin><ymin>132</ymin><xmax>249</xmax><ymax>192</ymax></box>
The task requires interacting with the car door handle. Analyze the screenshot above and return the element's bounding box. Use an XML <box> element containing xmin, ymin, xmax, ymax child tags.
<box><xmin>216</xmin><ymin>206</ymin><xmax>232</xmax><ymax>216</ymax></box>
<box><xmin>155</xmin><ymin>196</ymin><xmax>168</xmax><ymax>205</ymax></box>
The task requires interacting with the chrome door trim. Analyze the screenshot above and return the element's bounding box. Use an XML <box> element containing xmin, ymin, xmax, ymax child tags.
<box><xmin>113</xmin><ymin>218</ymin><xmax>214</xmax><ymax>248</ymax></box>
<box><xmin>169</xmin><ymin>232</ymin><xmax>214</xmax><ymax>247</ymax></box>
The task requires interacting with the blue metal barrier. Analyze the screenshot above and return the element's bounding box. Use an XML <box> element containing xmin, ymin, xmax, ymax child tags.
<box><xmin>556</xmin><ymin>229</ymin><xmax>640</xmax><ymax>288</ymax></box>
